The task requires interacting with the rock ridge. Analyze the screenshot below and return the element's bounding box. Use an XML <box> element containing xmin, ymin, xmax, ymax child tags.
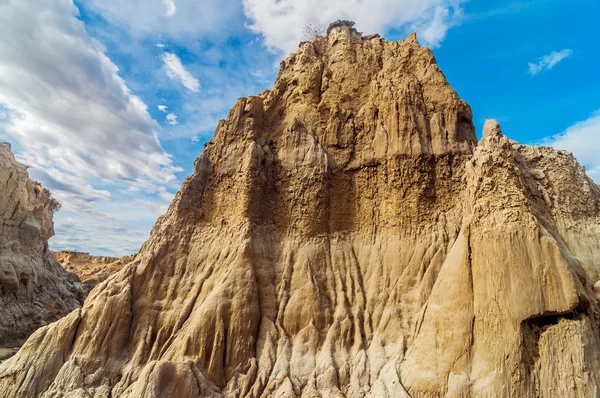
<box><xmin>52</xmin><ymin>251</ymin><xmax>134</xmax><ymax>287</ymax></box>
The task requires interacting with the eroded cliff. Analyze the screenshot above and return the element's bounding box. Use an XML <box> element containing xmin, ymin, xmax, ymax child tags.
<box><xmin>0</xmin><ymin>143</ymin><xmax>86</xmax><ymax>348</ymax></box>
<box><xmin>1</xmin><ymin>22</ymin><xmax>599</xmax><ymax>398</ymax></box>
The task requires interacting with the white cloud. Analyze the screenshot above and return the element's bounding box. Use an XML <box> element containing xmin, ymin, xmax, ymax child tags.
<box><xmin>155</xmin><ymin>43</ymin><xmax>166</xmax><ymax>49</ymax></box>
<box><xmin>241</xmin><ymin>0</ymin><xmax>466</xmax><ymax>54</ymax></box>
<box><xmin>542</xmin><ymin>110</ymin><xmax>600</xmax><ymax>182</ymax></box>
<box><xmin>158</xmin><ymin>105</ymin><xmax>168</xmax><ymax>112</ymax></box>
<box><xmin>528</xmin><ymin>49</ymin><xmax>573</xmax><ymax>76</ymax></box>
<box><xmin>0</xmin><ymin>0</ymin><xmax>181</xmax><ymax>183</ymax></box>
<box><xmin>191</xmin><ymin>134</ymin><xmax>199</xmax><ymax>143</ymax></box>
<box><xmin>161</xmin><ymin>52</ymin><xmax>200</xmax><ymax>92</ymax></box>
<box><xmin>82</xmin><ymin>0</ymin><xmax>242</xmax><ymax>38</ymax></box>
<box><xmin>162</xmin><ymin>0</ymin><xmax>177</xmax><ymax>17</ymax></box>
<box><xmin>52</xmin><ymin>215</ymin><xmax>147</xmax><ymax>256</ymax></box>
<box><xmin>0</xmin><ymin>0</ymin><xmax>181</xmax><ymax>255</ymax></box>
<box><xmin>166</xmin><ymin>113</ymin><xmax>178</xmax><ymax>125</ymax></box>
<box><xmin>419</xmin><ymin>6</ymin><xmax>462</xmax><ymax>46</ymax></box>
<box><xmin>52</xmin><ymin>192</ymin><xmax>173</xmax><ymax>255</ymax></box>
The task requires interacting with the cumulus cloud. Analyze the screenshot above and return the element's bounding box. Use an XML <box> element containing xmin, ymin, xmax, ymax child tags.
<box><xmin>242</xmin><ymin>0</ymin><xmax>466</xmax><ymax>54</ymax></box>
<box><xmin>528</xmin><ymin>49</ymin><xmax>573</xmax><ymax>76</ymax></box>
<box><xmin>161</xmin><ymin>52</ymin><xmax>200</xmax><ymax>92</ymax></box>
<box><xmin>542</xmin><ymin>110</ymin><xmax>600</xmax><ymax>182</ymax></box>
<box><xmin>0</xmin><ymin>0</ymin><xmax>181</xmax><ymax>255</ymax></box>
<box><xmin>166</xmin><ymin>113</ymin><xmax>178</xmax><ymax>125</ymax></box>
<box><xmin>0</xmin><ymin>0</ymin><xmax>180</xmax><ymax>183</ymax></box>
<box><xmin>162</xmin><ymin>0</ymin><xmax>177</xmax><ymax>17</ymax></box>
<box><xmin>158</xmin><ymin>105</ymin><xmax>168</xmax><ymax>112</ymax></box>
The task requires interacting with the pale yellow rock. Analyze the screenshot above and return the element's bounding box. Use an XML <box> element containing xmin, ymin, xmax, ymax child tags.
<box><xmin>481</xmin><ymin>119</ymin><xmax>502</xmax><ymax>139</ymax></box>
<box><xmin>52</xmin><ymin>250</ymin><xmax>134</xmax><ymax>287</ymax></box>
<box><xmin>1</xmin><ymin>22</ymin><xmax>600</xmax><ymax>398</ymax></box>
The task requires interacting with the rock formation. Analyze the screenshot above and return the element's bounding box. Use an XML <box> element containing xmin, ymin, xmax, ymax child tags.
<box><xmin>2</xmin><ymin>22</ymin><xmax>600</xmax><ymax>397</ymax></box>
<box><xmin>0</xmin><ymin>143</ymin><xmax>86</xmax><ymax>349</ymax></box>
<box><xmin>53</xmin><ymin>251</ymin><xmax>133</xmax><ymax>287</ymax></box>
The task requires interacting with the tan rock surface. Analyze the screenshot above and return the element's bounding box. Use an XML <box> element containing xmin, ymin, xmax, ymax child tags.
<box><xmin>52</xmin><ymin>251</ymin><xmax>134</xmax><ymax>287</ymax></box>
<box><xmin>2</xmin><ymin>22</ymin><xmax>600</xmax><ymax>397</ymax></box>
<box><xmin>0</xmin><ymin>143</ymin><xmax>87</xmax><ymax>349</ymax></box>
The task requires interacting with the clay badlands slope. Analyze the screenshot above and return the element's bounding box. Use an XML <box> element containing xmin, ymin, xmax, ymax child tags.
<box><xmin>53</xmin><ymin>251</ymin><xmax>133</xmax><ymax>287</ymax></box>
<box><xmin>2</xmin><ymin>21</ymin><xmax>600</xmax><ymax>397</ymax></box>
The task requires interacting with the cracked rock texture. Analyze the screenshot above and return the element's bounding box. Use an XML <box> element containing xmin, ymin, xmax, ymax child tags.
<box><xmin>2</xmin><ymin>23</ymin><xmax>600</xmax><ymax>397</ymax></box>
<box><xmin>0</xmin><ymin>143</ymin><xmax>86</xmax><ymax>348</ymax></box>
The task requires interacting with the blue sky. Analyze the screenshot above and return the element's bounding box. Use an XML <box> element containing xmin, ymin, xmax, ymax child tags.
<box><xmin>0</xmin><ymin>0</ymin><xmax>598</xmax><ymax>256</ymax></box>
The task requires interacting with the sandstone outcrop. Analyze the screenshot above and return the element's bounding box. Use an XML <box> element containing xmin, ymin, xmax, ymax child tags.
<box><xmin>0</xmin><ymin>143</ymin><xmax>86</xmax><ymax>349</ymax></box>
<box><xmin>53</xmin><ymin>251</ymin><xmax>133</xmax><ymax>287</ymax></box>
<box><xmin>1</xmin><ymin>22</ymin><xmax>600</xmax><ymax>397</ymax></box>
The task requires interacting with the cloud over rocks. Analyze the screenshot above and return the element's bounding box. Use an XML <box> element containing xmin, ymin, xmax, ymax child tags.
<box><xmin>542</xmin><ymin>111</ymin><xmax>600</xmax><ymax>182</ymax></box>
<box><xmin>242</xmin><ymin>0</ymin><xmax>466</xmax><ymax>54</ymax></box>
<box><xmin>0</xmin><ymin>0</ymin><xmax>182</xmax><ymax>255</ymax></box>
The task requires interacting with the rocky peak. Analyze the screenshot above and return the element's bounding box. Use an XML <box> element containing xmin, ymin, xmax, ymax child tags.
<box><xmin>264</xmin><ymin>21</ymin><xmax>477</xmax><ymax>160</ymax></box>
<box><xmin>482</xmin><ymin>118</ymin><xmax>503</xmax><ymax>139</ymax></box>
<box><xmin>2</xmin><ymin>29</ymin><xmax>600</xmax><ymax>398</ymax></box>
<box><xmin>0</xmin><ymin>143</ymin><xmax>57</xmax><ymax>243</ymax></box>
<box><xmin>326</xmin><ymin>19</ymin><xmax>360</xmax><ymax>35</ymax></box>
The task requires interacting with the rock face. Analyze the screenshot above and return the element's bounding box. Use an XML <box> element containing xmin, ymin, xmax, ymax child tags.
<box><xmin>0</xmin><ymin>143</ymin><xmax>86</xmax><ymax>348</ymax></box>
<box><xmin>53</xmin><ymin>251</ymin><xmax>133</xmax><ymax>287</ymax></box>
<box><xmin>2</xmin><ymin>23</ymin><xmax>600</xmax><ymax>397</ymax></box>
